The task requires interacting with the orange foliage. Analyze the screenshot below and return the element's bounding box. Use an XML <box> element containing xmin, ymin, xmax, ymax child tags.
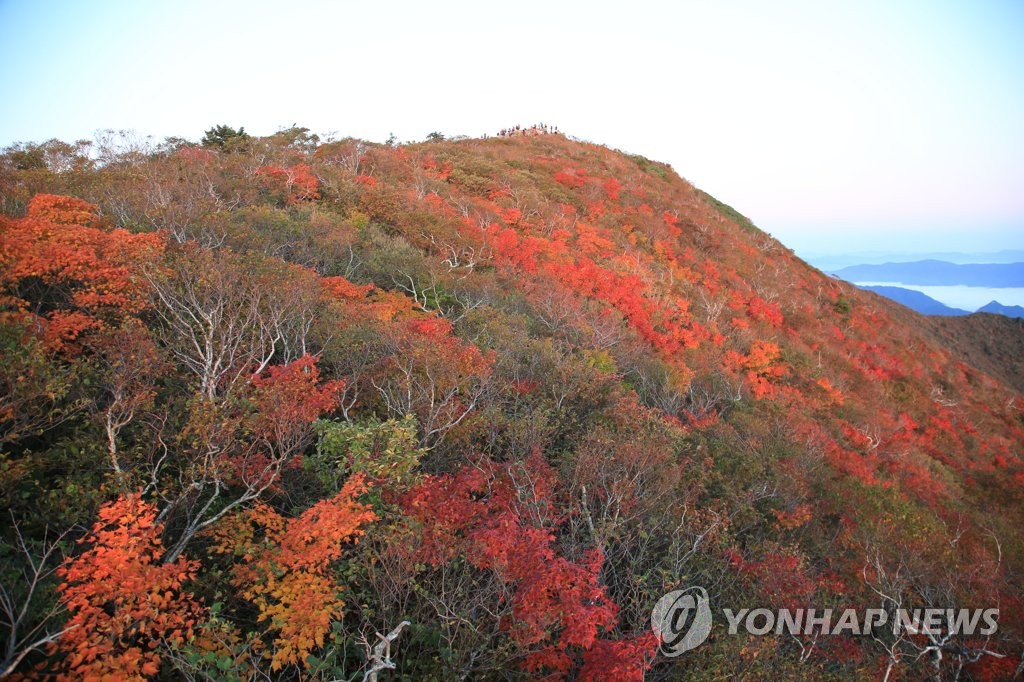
<box><xmin>775</xmin><ymin>503</ymin><xmax>813</xmax><ymax>530</ymax></box>
<box><xmin>209</xmin><ymin>474</ymin><xmax>376</xmax><ymax>671</ymax></box>
<box><xmin>726</xmin><ymin>340</ymin><xmax>787</xmax><ymax>399</ymax></box>
<box><xmin>57</xmin><ymin>494</ymin><xmax>203</xmax><ymax>680</ymax></box>
<box><xmin>816</xmin><ymin>377</ymin><xmax>845</xmax><ymax>405</ymax></box>
<box><xmin>320</xmin><ymin>276</ymin><xmax>374</xmax><ymax>300</ymax></box>
<box><xmin>0</xmin><ymin>194</ymin><xmax>164</xmax><ymax>351</ymax></box>
<box><xmin>24</xmin><ymin>194</ymin><xmax>100</xmax><ymax>226</ymax></box>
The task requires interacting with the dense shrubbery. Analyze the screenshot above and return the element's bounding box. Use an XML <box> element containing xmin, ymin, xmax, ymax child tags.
<box><xmin>0</xmin><ymin>128</ymin><xmax>1021</xmax><ymax>679</ymax></box>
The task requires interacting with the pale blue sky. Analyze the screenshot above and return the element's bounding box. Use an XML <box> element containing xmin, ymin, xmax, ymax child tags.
<box><xmin>1</xmin><ymin>0</ymin><xmax>1022</xmax><ymax>257</ymax></box>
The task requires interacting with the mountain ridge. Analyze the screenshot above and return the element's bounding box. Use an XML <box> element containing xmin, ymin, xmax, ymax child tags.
<box><xmin>858</xmin><ymin>284</ymin><xmax>970</xmax><ymax>316</ymax></box>
<box><xmin>978</xmin><ymin>300</ymin><xmax>1024</xmax><ymax>318</ymax></box>
<box><xmin>1</xmin><ymin>129</ymin><xmax>1022</xmax><ymax>680</ymax></box>
<box><xmin>835</xmin><ymin>259</ymin><xmax>1024</xmax><ymax>286</ymax></box>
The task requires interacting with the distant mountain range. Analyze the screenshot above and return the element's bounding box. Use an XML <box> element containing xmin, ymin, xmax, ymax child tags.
<box><xmin>829</xmin><ymin>257</ymin><xmax>1024</xmax><ymax>318</ymax></box>
<box><xmin>977</xmin><ymin>301</ymin><xmax>1024</xmax><ymax>318</ymax></box>
<box><xmin>806</xmin><ymin>250</ymin><xmax>1024</xmax><ymax>271</ymax></box>
<box><xmin>859</xmin><ymin>285</ymin><xmax>1024</xmax><ymax>318</ymax></box>
<box><xmin>834</xmin><ymin>260</ymin><xmax>1024</xmax><ymax>287</ymax></box>
<box><xmin>858</xmin><ymin>285</ymin><xmax>970</xmax><ymax>316</ymax></box>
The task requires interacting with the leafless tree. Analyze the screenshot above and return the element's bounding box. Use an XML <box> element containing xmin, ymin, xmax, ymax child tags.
<box><xmin>0</xmin><ymin>522</ymin><xmax>76</xmax><ymax>678</ymax></box>
<box><xmin>144</xmin><ymin>248</ymin><xmax>315</xmax><ymax>401</ymax></box>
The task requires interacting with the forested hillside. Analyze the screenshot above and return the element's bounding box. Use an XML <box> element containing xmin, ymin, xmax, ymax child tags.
<box><xmin>1</xmin><ymin>128</ymin><xmax>1021</xmax><ymax>680</ymax></box>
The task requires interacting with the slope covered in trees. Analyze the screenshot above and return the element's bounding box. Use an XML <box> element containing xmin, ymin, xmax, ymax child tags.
<box><xmin>1</xmin><ymin>128</ymin><xmax>1022</xmax><ymax>680</ymax></box>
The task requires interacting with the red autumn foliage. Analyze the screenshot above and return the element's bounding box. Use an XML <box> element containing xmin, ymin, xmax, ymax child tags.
<box><xmin>249</xmin><ymin>355</ymin><xmax>344</xmax><ymax>441</ymax></box>
<box><xmin>256</xmin><ymin>164</ymin><xmax>320</xmax><ymax>202</ymax></box>
<box><xmin>3</xmin><ymin>121</ymin><xmax>1023</xmax><ymax>681</ymax></box>
<box><xmin>402</xmin><ymin>453</ymin><xmax>655</xmax><ymax>680</ymax></box>
<box><xmin>554</xmin><ymin>168</ymin><xmax>587</xmax><ymax>189</ymax></box>
<box><xmin>577</xmin><ymin>632</ymin><xmax>660</xmax><ymax>682</ymax></box>
<box><xmin>747</xmin><ymin>295</ymin><xmax>784</xmax><ymax>328</ymax></box>
<box><xmin>602</xmin><ymin>178</ymin><xmax>622</xmax><ymax>201</ymax></box>
<box><xmin>730</xmin><ymin>543</ymin><xmax>836</xmax><ymax>611</ymax></box>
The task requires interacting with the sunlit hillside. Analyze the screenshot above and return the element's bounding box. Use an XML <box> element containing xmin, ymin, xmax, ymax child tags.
<box><xmin>1</xmin><ymin>127</ymin><xmax>1021</xmax><ymax>680</ymax></box>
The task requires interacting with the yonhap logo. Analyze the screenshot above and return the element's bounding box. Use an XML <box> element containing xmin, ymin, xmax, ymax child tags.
<box><xmin>651</xmin><ymin>586</ymin><xmax>713</xmax><ymax>656</ymax></box>
<box><xmin>650</xmin><ymin>584</ymin><xmax>1000</xmax><ymax>660</ymax></box>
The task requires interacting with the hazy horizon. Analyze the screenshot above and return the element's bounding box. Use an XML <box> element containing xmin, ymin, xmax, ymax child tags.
<box><xmin>854</xmin><ymin>283</ymin><xmax>1024</xmax><ymax>310</ymax></box>
<box><xmin>2</xmin><ymin>0</ymin><xmax>1022</xmax><ymax>257</ymax></box>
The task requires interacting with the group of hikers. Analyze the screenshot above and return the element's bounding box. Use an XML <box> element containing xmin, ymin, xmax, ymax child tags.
<box><xmin>497</xmin><ymin>123</ymin><xmax>559</xmax><ymax>137</ymax></box>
